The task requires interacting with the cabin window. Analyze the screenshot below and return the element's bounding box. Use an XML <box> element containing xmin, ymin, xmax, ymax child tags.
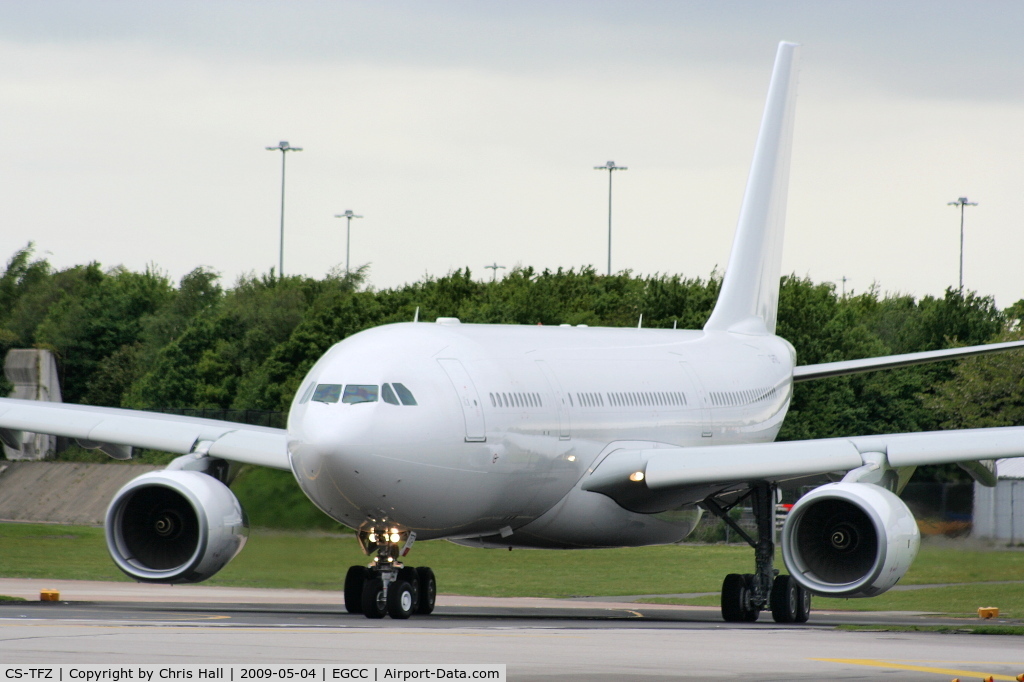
<box><xmin>393</xmin><ymin>383</ymin><xmax>417</xmax><ymax>406</ymax></box>
<box><xmin>312</xmin><ymin>384</ymin><xmax>342</xmax><ymax>404</ymax></box>
<box><xmin>343</xmin><ymin>384</ymin><xmax>378</xmax><ymax>404</ymax></box>
<box><xmin>382</xmin><ymin>383</ymin><xmax>400</xmax><ymax>405</ymax></box>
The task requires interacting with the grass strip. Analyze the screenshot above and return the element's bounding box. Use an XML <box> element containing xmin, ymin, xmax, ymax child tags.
<box><xmin>639</xmin><ymin>583</ymin><xmax>1024</xmax><ymax>619</ymax></box>
<box><xmin>837</xmin><ymin>624</ymin><xmax>1024</xmax><ymax>636</ymax></box>
<box><xmin>3</xmin><ymin>522</ymin><xmax>1024</xmax><ymax>611</ymax></box>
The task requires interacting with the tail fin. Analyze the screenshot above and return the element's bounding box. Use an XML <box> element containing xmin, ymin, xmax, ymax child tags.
<box><xmin>704</xmin><ymin>42</ymin><xmax>800</xmax><ymax>335</ymax></box>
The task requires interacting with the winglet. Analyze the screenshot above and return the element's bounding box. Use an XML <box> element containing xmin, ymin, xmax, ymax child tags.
<box><xmin>704</xmin><ymin>42</ymin><xmax>800</xmax><ymax>335</ymax></box>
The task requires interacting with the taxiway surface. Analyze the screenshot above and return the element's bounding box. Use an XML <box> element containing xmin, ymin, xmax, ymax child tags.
<box><xmin>1</xmin><ymin>579</ymin><xmax>1022</xmax><ymax>680</ymax></box>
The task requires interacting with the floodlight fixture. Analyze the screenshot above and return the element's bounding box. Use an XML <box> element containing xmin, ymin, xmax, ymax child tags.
<box><xmin>947</xmin><ymin>196</ymin><xmax>978</xmax><ymax>291</ymax></box>
<box><xmin>594</xmin><ymin>160</ymin><xmax>628</xmax><ymax>276</ymax></box>
<box><xmin>266</xmin><ymin>141</ymin><xmax>304</xmax><ymax>277</ymax></box>
<box><xmin>334</xmin><ymin>210</ymin><xmax>364</xmax><ymax>274</ymax></box>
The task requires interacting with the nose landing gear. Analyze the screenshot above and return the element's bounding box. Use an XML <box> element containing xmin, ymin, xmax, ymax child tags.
<box><xmin>344</xmin><ymin>526</ymin><xmax>436</xmax><ymax>619</ymax></box>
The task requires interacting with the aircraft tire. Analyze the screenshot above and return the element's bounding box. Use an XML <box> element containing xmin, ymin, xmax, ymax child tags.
<box><xmin>416</xmin><ymin>567</ymin><xmax>436</xmax><ymax>615</ymax></box>
<box><xmin>361</xmin><ymin>577</ymin><xmax>387</xmax><ymax>619</ymax></box>
<box><xmin>721</xmin><ymin>573</ymin><xmax>749</xmax><ymax>622</ymax></box>
<box><xmin>398</xmin><ymin>566</ymin><xmax>420</xmax><ymax>606</ymax></box>
<box><xmin>344</xmin><ymin>566</ymin><xmax>368</xmax><ymax>614</ymax></box>
<box><xmin>794</xmin><ymin>583</ymin><xmax>811</xmax><ymax>623</ymax></box>
<box><xmin>387</xmin><ymin>580</ymin><xmax>416</xmax><ymax>619</ymax></box>
<box><xmin>770</xmin><ymin>575</ymin><xmax>797</xmax><ymax>623</ymax></box>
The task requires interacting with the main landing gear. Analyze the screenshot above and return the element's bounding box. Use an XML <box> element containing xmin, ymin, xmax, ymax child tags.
<box><xmin>344</xmin><ymin>526</ymin><xmax>436</xmax><ymax>619</ymax></box>
<box><xmin>703</xmin><ymin>481</ymin><xmax>811</xmax><ymax>624</ymax></box>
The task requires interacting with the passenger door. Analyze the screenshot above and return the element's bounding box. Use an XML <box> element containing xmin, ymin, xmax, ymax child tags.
<box><xmin>437</xmin><ymin>358</ymin><xmax>487</xmax><ymax>442</ymax></box>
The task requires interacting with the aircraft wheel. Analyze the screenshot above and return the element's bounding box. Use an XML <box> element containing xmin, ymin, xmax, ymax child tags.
<box><xmin>361</xmin><ymin>577</ymin><xmax>387</xmax><ymax>619</ymax></box>
<box><xmin>398</xmin><ymin>566</ymin><xmax>420</xmax><ymax>606</ymax></box>
<box><xmin>387</xmin><ymin>580</ymin><xmax>416</xmax><ymax>619</ymax></box>
<box><xmin>794</xmin><ymin>583</ymin><xmax>811</xmax><ymax>623</ymax></box>
<box><xmin>416</xmin><ymin>566</ymin><xmax>436</xmax><ymax>615</ymax></box>
<box><xmin>770</xmin><ymin>575</ymin><xmax>798</xmax><ymax>623</ymax></box>
<box><xmin>721</xmin><ymin>573</ymin><xmax>751</xmax><ymax>622</ymax></box>
<box><xmin>344</xmin><ymin>566</ymin><xmax>368</xmax><ymax>614</ymax></box>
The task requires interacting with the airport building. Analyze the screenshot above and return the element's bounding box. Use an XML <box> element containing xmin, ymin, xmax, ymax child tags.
<box><xmin>973</xmin><ymin>458</ymin><xmax>1024</xmax><ymax>544</ymax></box>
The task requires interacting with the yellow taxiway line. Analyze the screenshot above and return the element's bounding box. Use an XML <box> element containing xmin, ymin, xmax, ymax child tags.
<box><xmin>815</xmin><ymin>658</ymin><xmax>1023</xmax><ymax>680</ymax></box>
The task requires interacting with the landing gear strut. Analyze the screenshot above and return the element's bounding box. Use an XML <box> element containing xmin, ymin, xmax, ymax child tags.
<box><xmin>704</xmin><ymin>481</ymin><xmax>810</xmax><ymax>624</ymax></box>
<box><xmin>344</xmin><ymin>525</ymin><xmax>436</xmax><ymax>619</ymax></box>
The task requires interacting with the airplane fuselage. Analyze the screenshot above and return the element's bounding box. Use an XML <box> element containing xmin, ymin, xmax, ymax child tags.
<box><xmin>286</xmin><ymin>320</ymin><xmax>795</xmax><ymax>548</ymax></box>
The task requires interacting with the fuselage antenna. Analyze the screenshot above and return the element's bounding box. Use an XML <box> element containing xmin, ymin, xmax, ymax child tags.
<box><xmin>413</xmin><ymin>306</ymin><xmax>420</xmax><ymax>323</ymax></box>
<box><xmin>637</xmin><ymin>314</ymin><xmax>643</xmax><ymax>329</ymax></box>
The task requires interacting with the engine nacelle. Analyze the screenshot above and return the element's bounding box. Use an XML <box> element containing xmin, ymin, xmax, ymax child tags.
<box><xmin>105</xmin><ymin>470</ymin><xmax>248</xmax><ymax>583</ymax></box>
<box><xmin>780</xmin><ymin>482</ymin><xmax>920</xmax><ymax>598</ymax></box>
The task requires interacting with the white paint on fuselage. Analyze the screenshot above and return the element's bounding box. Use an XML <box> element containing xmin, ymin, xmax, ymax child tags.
<box><xmin>286</xmin><ymin>322</ymin><xmax>795</xmax><ymax>546</ymax></box>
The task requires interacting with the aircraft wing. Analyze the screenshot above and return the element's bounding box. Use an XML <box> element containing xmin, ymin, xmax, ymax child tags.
<box><xmin>793</xmin><ymin>339</ymin><xmax>1024</xmax><ymax>382</ymax></box>
<box><xmin>0</xmin><ymin>397</ymin><xmax>289</xmax><ymax>470</ymax></box>
<box><xmin>582</xmin><ymin>426</ymin><xmax>1024</xmax><ymax>500</ymax></box>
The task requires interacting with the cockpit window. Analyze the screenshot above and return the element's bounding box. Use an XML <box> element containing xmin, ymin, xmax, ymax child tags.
<box><xmin>381</xmin><ymin>383</ymin><xmax>400</xmax><ymax>405</ymax></box>
<box><xmin>393</xmin><ymin>383</ymin><xmax>417</xmax><ymax>406</ymax></box>
<box><xmin>342</xmin><ymin>384</ymin><xmax>379</xmax><ymax>404</ymax></box>
<box><xmin>311</xmin><ymin>383</ymin><xmax>342</xmax><ymax>404</ymax></box>
<box><xmin>299</xmin><ymin>382</ymin><xmax>317</xmax><ymax>404</ymax></box>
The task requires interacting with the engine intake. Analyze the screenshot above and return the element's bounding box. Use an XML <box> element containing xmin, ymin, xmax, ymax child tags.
<box><xmin>105</xmin><ymin>470</ymin><xmax>248</xmax><ymax>583</ymax></box>
<box><xmin>781</xmin><ymin>482</ymin><xmax>919</xmax><ymax>598</ymax></box>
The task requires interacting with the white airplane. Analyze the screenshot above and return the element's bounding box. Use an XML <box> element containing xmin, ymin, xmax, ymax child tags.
<box><xmin>2</xmin><ymin>41</ymin><xmax>1024</xmax><ymax>623</ymax></box>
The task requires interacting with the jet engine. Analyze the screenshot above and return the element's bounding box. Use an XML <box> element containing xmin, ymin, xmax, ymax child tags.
<box><xmin>780</xmin><ymin>482</ymin><xmax>919</xmax><ymax>598</ymax></box>
<box><xmin>105</xmin><ymin>470</ymin><xmax>248</xmax><ymax>583</ymax></box>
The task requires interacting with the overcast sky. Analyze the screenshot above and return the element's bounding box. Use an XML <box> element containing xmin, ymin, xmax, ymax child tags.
<box><xmin>3</xmin><ymin>1</ymin><xmax>1023</xmax><ymax>308</ymax></box>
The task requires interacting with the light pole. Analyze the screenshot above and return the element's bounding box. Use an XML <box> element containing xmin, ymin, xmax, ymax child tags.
<box><xmin>594</xmin><ymin>160</ymin><xmax>627</xmax><ymax>276</ymax></box>
<box><xmin>334</xmin><ymin>210</ymin><xmax>363</xmax><ymax>274</ymax></box>
<box><xmin>266</xmin><ymin>141</ymin><xmax>303</xmax><ymax>277</ymax></box>
<box><xmin>947</xmin><ymin>196</ymin><xmax>978</xmax><ymax>291</ymax></box>
<box><xmin>484</xmin><ymin>262</ymin><xmax>506</xmax><ymax>282</ymax></box>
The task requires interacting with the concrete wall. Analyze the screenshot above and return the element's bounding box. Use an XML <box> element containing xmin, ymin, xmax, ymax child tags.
<box><xmin>0</xmin><ymin>462</ymin><xmax>160</xmax><ymax>525</ymax></box>
<box><xmin>3</xmin><ymin>348</ymin><xmax>62</xmax><ymax>460</ymax></box>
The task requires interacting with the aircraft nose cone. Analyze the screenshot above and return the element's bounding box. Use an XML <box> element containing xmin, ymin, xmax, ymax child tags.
<box><xmin>290</xmin><ymin>404</ymin><xmax>374</xmax><ymax>482</ymax></box>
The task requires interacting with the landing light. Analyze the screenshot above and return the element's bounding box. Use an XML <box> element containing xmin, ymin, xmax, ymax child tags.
<box><xmin>629</xmin><ymin>471</ymin><xmax>645</xmax><ymax>482</ymax></box>
<box><xmin>389</xmin><ymin>533</ymin><xmax>401</xmax><ymax>542</ymax></box>
<box><xmin>567</xmin><ymin>455</ymin><xmax>576</xmax><ymax>462</ymax></box>
<box><xmin>368</xmin><ymin>533</ymin><xmax>377</xmax><ymax>543</ymax></box>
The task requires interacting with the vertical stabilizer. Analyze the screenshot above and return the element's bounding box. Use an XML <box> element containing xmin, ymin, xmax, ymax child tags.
<box><xmin>704</xmin><ymin>42</ymin><xmax>799</xmax><ymax>335</ymax></box>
